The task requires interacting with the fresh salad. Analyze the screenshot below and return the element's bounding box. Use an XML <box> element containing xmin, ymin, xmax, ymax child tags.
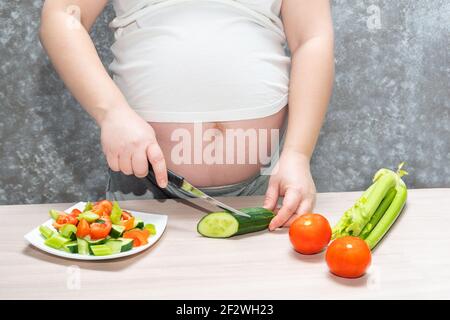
<box><xmin>39</xmin><ymin>200</ymin><xmax>157</xmax><ymax>256</ymax></box>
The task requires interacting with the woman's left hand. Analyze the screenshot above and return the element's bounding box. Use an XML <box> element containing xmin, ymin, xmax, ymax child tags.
<box><xmin>263</xmin><ymin>150</ymin><xmax>316</xmax><ymax>230</ymax></box>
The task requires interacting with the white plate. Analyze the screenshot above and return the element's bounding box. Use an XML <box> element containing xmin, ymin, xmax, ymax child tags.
<box><xmin>24</xmin><ymin>202</ymin><xmax>168</xmax><ymax>261</ymax></box>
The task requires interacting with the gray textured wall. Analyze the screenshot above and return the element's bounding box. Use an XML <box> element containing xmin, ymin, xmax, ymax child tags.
<box><xmin>0</xmin><ymin>0</ymin><xmax>449</xmax><ymax>205</ymax></box>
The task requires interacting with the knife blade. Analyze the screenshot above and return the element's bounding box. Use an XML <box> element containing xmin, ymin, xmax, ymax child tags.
<box><xmin>146</xmin><ymin>165</ymin><xmax>251</xmax><ymax>218</ymax></box>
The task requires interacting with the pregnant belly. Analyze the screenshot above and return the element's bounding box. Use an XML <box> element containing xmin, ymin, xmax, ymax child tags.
<box><xmin>149</xmin><ymin>107</ymin><xmax>287</xmax><ymax>187</ymax></box>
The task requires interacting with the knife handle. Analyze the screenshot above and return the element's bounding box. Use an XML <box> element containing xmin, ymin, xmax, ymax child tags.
<box><xmin>147</xmin><ymin>162</ymin><xmax>184</xmax><ymax>188</ymax></box>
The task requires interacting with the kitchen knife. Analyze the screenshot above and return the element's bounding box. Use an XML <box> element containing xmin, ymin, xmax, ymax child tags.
<box><xmin>146</xmin><ymin>164</ymin><xmax>251</xmax><ymax>218</ymax></box>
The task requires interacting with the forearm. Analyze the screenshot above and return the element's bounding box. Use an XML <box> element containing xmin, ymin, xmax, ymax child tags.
<box><xmin>283</xmin><ymin>35</ymin><xmax>334</xmax><ymax>160</ymax></box>
<box><xmin>39</xmin><ymin>6</ymin><xmax>127</xmax><ymax>125</ymax></box>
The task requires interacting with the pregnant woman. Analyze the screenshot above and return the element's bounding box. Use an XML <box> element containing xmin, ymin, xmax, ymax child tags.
<box><xmin>40</xmin><ymin>0</ymin><xmax>334</xmax><ymax>230</ymax></box>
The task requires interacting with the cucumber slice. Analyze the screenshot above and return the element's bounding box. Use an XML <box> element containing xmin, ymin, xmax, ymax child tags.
<box><xmin>118</xmin><ymin>238</ymin><xmax>134</xmax><ymax>252</ymax></box>
<box><xmin>197</xmin><ymin>207</ymin><xmax>275</xmax><ymax>238</ymax></box>
<box><xmin>90</xmin><ymin>244</ymin><xmax>113</xmax><ymax>256</ymax></box>
<box><xmin>110</xmin><ymin>225</ymin><xmax>125</xmax><ymax>238</ymax></box>
<box><xmin>77</xmin><ymin>238</ymin><xmax>89</xmax><ymax>255</ymax></box>
<box><xmin>63</xmin><ymin>241</ymin><xmax>78</xmax><ymax>254</ymax></box>
<box><xmin>44</xmin><ymin>234</ymin><xmax>70</xmax><ymax>249</ymax></box>
<box><xmin>39</xmin><ymin>225</ymin><xmax>54</xmax><ymax>239</ymax></box>
<box><xmin>86</xmin><ymin>238</ymin><xmax>107</xmax><ymax>246</ymax></box>
<box><xmin>134</xmin><ymin>218</ymin><xmax>144</xmax><ymax>229</ymax></box>
<box><xmin>105</xmin><ymin>240</ymin><xmax>122</xmax><ymax>254</ymax></box>
<box><xmin>60</xmin><ymin>224</ymin><xmax>77</xmax><ymax>240</ymax></box>
<box><xmin>144</xmin><ymin>224</ymin><xmax>156</xmax><ymax>236</ymax></box>
<box><xmin>77</xmin><ymin>211</ymin><xmax>99</xmax><ymax>223</ymax></box>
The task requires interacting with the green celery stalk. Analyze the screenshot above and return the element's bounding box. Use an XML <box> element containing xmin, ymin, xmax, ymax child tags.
<box><xmin>332</xmin><ymin>169</ymin><xmax>397</xmax><ymax>239</ymax></box>
<box><xmin>360</xmin><ymin>187</ymin><xmax>397</xmax><ymax>239</ymax></box>
<box><xmin>110</xmin><ymin>201</ymin><xmax>122</xmax><ymax>225</ymax></box>
<box><xmin>83</xmin><ymin>202</ymin><xmax>93</xmax><ymax>212</ymax></box>
<box><xmin>364</xmin><ymin>178</ymin><xmax>407</xmax><ymax>249</ymax></box>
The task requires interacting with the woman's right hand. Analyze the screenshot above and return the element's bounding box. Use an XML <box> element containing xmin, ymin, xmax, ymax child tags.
<box><xmin>100</xmin><ymin>105</ymin><xmax>168</xmax><ymax>188</ymax></box>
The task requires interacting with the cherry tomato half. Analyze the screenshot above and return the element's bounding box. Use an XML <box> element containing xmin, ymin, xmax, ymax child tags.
<box><xmin>93</xmin><ymin>200</ymin><xmax>113</xmax><ymax>217</ymax></box>
<box><xmin>69</xmin><ymin>208</ymin><xmax>82</xmax><ymax>218</ymax></box>
<box><xmin>89</xmin><ymin>219</ymin><xmax>112</xmax><ymax>240</ymax></box>
<box><xmin>54</xmin><ymin>214</ymin><xmax>78</xmax><ymax>229</ymax></box>
<box><xmin>76</xmin><ymin>219</ymin><xmax>90</xmax><ymax>238</ymax></box>
<box><xmin>289</xmin><ymin>213</ymin><xmax>331</xmax><ymax>255</ymax></box>
<box><xmin>326</xmin><ymin>236</ymin><xmax>372</xmax><ymax>278</ymax></box>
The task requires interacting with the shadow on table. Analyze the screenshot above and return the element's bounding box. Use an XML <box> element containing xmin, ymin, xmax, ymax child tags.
<box><xmin>327</xmin><ymin>272</ymin><xmax>369</xmax><ymax>287</ymax></box>
<box><xmin>21</xmin><ymin>230</ymin><xmax>168</xmax><ymax>271</ymax></box>
<box><xmin>289</xmin><ymin>249</ymin><xmax>326</xmax><ymax>264</ymax></box>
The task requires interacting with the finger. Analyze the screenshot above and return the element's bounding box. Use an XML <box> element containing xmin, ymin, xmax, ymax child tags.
<box><xmin>147</xmin><ymin>142</ymin><xmax>168</xmax><ymax>188</ymax></box>
<box><xmin>118</xmin><ymin>151</ymin><xmax>133</xmax><ymax>175</ymax></box>
<box><xmin>269</xmin><ymin>188</ymin><xmax>302</xmax><ymax>231</ymax></box>
<box><xmin>263</xmin><ymin>179</ymin><xmax>279</xmax><ymax>210</ymax></box>
<box><xmin>283</xmin><ymin>198</ymin><xmax>313</xmax><ymax>227</ymax></box>
<box><xmin>296</xmin><ymin>197</ymin><xmax>314</xmax><ymax>215</ymax></box>
<box><xmin>106</xmin><ymin>153</ymin><xmax>120</xmax><ymax>172</ymax></box>
<box><xmin>131</xmin><ymin>148</ymin><xmax>149</xmax><ymax>178</ymax></box>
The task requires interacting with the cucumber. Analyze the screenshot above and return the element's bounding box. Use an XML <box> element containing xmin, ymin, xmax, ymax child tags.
<box><xmin>86</xmin><ymin>238</ymin><xmax>107</xmax><ymax>246</ymax></box>
<box><xmin>39</xmin><ymin>225</ymin><xmax>54</xmax><ymax>239</ymax></box>
<box><xmin>90</xmin><ymin>244</ymin><xmax>113</xmax><ymax>256</ymax></box>
<box><xmin>60</xmin><ymin>224</ymin><xmax>77</xmax><ymax>240</ymax></box>
<box><xmin>77</xmin><ymin>211</ymin><xmax>99</xmax><ymax>223</ymax></box>
<box><xmin>134</xmin><ymin>218</ymin><xmax>144</xmax><ymax>229</ymax></box>
<box><xmin>110</xmin><ymin>225</ymin><xmax>125</xmax><ymax>238</ymax></box>
<box><xmin>197</xmin><ymin>207</ymin><xmax>275</xmax><ymax>238</ymax></box>
<box><xmin>118</xmin><ymin>238</ymin><xmax>134</xmax><ymax>252</ymax></box>
<box><xmin>77</xmin><ymin>238</ymin><xmax>89</xmax><ymax>255</ymax></box>
<box><xmin>63</xmin><ymin>241</ymin><xmax>78</xmax><ymax>254</ymax></box>
<box><xmin>44</xmin><ymin>234</ymin><xmax>70</xmax><ymax>249</ymax></box>
<box><xmin>105</xmin><ymin>240</ymin><xmax>122</xmax><ymax>254</ymax></box>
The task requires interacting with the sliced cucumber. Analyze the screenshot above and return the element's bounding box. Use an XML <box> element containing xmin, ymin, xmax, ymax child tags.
<box><xmin>197</xmin><ymin>207</ymin><xmax>275</xmax><ymax>238</ymax></box>
<box><xmin>90</xmin><ymin>244</ymin><xmax>113</xmax><ymax>256</ymax></box>
<box><xmin>134</xmin><ymin>218</ymin><xmax>144</xmax><ymax>229</ymax></box>
<box><xmin>63</xmin><ymin>241</ymin><xmax>78</xmax><ymax>254</ymax></box>
<box><xmin>110</xmin><ymin>225</ymin><xmax>125</xmax><ymax>238</ymax></box>
<box><xmin>118</xmin><ymin>238</ymin><xmax>134</xmax><ymax>252</ymax></box>
<box><xmin>39</xmin><ymin>225</ymin><xmax>54</xmax><ymax>239</ymax></box>
<box><xmin>86</xmin><ymin>238</ymin><xmax>107</xmax><ymax>246</ymax></box>
<box><xmin>77</xmin><ymin>211</ymin><xmax>99</xmax><ymax>223</ymax></box>
<box><xmin>105</xmin><ymin>240</ymin><xmax>122</xmax><ymax>254</ymax></box>
<box><xmin>60</xmin><ymin>224</ymin><xmax>77</xmax><ymax>240</ymax></box>
<box><xmin>44</xmin><ymin>234</ymin><xmax>70</xmax><ymax>249</ymax></box>
<box><xmin>77</xmin><ymin>238</ymin><xmax>89</xmax><ymax>255</ymax></box>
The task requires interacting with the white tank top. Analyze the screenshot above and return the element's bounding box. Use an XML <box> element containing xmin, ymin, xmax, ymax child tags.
<box><xmin>110</xmin><ymin>0</ymin><xmax>290</xmax><ymax>122</ymax></box>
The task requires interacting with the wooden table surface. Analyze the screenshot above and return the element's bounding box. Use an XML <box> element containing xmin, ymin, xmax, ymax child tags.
<box><xmin>1</xmin><ymin>188</ymin><xmax>449</xmax><ymax>300</ymax></box>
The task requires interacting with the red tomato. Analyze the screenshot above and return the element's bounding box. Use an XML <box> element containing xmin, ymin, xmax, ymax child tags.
<box><xmin>289</xmin><ymin>213</ymin><xmax>331</xmax><ymax>255</ymax></box>
<box><xmin>69</xmin><ymin>208</ymin><xmax>82</xmax><ymax>218</ymax></box>
<box><xmin>123</xmin><ymin>229</ymin><xmax>149</xmax><ymax>247</ymax></box>
<box><xmin>89</xmin><ymin>219</ymin><xmax>112</xmax><ymax>240</ymax></box>
<box><xmin>55</xmin><ymin>214</ymin><xmax>78</xmax><ymax>227</ymax></box>
<box><xmin>76</xmin><ymin>219</ymin><xmax>90</xmax><ymax>238</ymax></box>
<box><xmin>93</xmin><ymin>200</ymin><xmax>113</xmax><ymax>217</ymax></box>
<box><xmin>326</xmin><ymin>236</ymin><xmax>372</xmax><ymax>278</ymax></box>
<box><xmin>122</xmin><ymin>216</ymin><xmax>135</xmax><ymax>231</ymax></box>
<box><xmin>121</xmin><ymin>211</ymin><xmax>132</xmax><ymax>221</ymax></box>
